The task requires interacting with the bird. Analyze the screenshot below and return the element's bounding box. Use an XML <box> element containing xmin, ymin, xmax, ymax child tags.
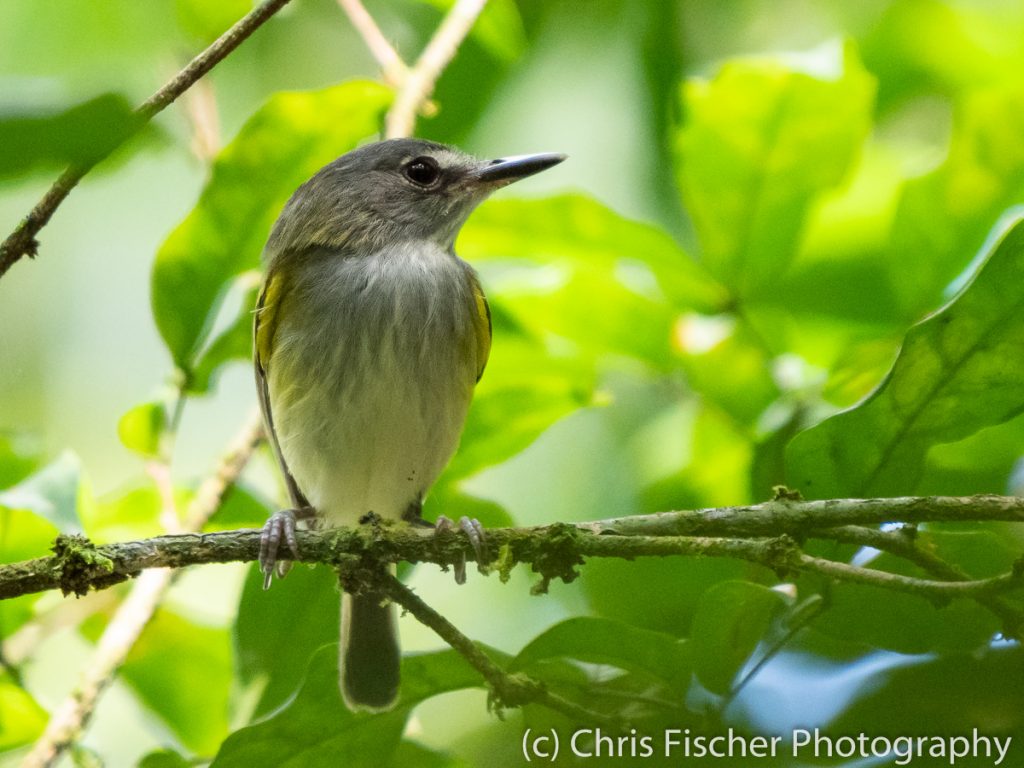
<box><xmin>253</xmin><ymin>138</ymin><xmax>565</xmax><ymax>711</ymax></box>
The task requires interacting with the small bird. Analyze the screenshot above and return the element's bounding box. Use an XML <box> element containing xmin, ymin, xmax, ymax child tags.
<box><xmin>254</xmin><ymin>138</ymin><xmax>565</xmax><ymax>711</ymax></box>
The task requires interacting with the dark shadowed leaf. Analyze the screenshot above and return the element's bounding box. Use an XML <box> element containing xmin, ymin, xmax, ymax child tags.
<box><xmin>510</xmin><ymin>616</ymin><xmax>692</xmax><ymax>694</ymax></box>
<box><xmin>690</xmin><ymin>580</ymin><xmax>787</xmax><ymax>695</ymax></box>
<box><xmin>787</xmin><ymin>216</ymin><xmax>1024</xmax><ymax>498</ymax></box>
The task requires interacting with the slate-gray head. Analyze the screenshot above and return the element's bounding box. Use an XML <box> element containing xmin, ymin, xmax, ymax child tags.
<box><xmin>266</xmin><ymin>138</ymin><xmax>566</xmax><ymax>256</ymax></box>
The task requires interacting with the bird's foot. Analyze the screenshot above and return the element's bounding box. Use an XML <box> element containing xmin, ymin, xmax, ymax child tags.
<box><xmin>259</xmin><ymin>506</ymin><xmax>315</xmax><ymax>589</ymax></box>
<box><xmin>435</xmin><ymin>515</ymin><xmax>487</xmax><ymax>585</ymax></box>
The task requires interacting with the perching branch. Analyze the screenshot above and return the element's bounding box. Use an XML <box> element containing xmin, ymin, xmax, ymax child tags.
<box><xmin>3</xmin><ymin>496</ymin><xmax>1022</xmax><ymax>604</ymax></box>
<box><xmin>0</xmin><ymin>0</ymin><xmax>294</xmax><ymax>281</ymax></box>
<box><xmin>17</xmin><ymin>416</ymin><xmax>263</xmax><ymax>768</ymax></box>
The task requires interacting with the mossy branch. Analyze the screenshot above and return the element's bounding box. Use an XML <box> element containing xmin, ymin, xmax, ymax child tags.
<box><xmin>3</xmin><ymin>495</ymin><xmax>1023</xmax><ymax>606</ymax></box>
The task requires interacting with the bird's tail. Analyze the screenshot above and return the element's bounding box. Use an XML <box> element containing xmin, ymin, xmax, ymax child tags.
<box><xmin>340</xmin><ymin>572</ymin><xmax>401</xmax><ymax>711</ymax></box>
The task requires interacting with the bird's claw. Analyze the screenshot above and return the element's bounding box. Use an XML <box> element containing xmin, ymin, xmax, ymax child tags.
<box><xmin>260</xmin><ymin>507</ymin><xmax>313</xmax><ymax>590</ymax></box>
<box><xmin>435</xmin><ymin>515</ymin><xmax>487</xmax><ymax>585</ymax></box>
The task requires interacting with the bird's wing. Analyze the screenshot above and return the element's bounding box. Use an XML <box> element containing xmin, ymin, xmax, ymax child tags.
<box><xmin>467</xmin><ymin>269</ymin><xmax>491</xmax><ymax>382</ymax></box>
<box><xmin>254</xmin><ymin>268</ymin><xmax>309</xmax><ymax>509</ymax></box>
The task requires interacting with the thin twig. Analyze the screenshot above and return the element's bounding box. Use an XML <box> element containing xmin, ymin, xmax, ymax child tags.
<box><xmin>336</xmin><ymin>0</ymin><xmax>408</xmax><ymax>86</ymax></box>
<box><xmin>385</xmin><ymin>0</ymin><xmax>488</xmax><ymax>138</ymax></box>
<box><xmin>18</xmin><ymin>415</ymin><xmax>263</xmax><ymax>768</ymax></box>
<box><xmin>0</xmin><ymin>0</ymin><xmax>294</xmax><ymax>281</ymax></box>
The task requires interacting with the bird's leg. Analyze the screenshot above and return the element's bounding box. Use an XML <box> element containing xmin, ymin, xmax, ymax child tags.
<box><xmin>405</xmin><ymin>499</ymin><xmax>487</xmax><ymax>585</ymax></box>
<box><xmin>260</xmin><ymin>506</ymin><xmax>316</xmax><ymax>589</ymax></box>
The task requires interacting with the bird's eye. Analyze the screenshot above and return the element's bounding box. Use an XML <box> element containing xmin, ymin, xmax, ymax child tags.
<box><xmin>404</xmin><ymin>157</ymin><xmax>441</xmax><ymax>186</ymax></box>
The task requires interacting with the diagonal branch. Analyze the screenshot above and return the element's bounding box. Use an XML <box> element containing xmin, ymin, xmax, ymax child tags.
<box><xmin>0</xmin><ymin>0</ymin><xmax>294</xmax><ymax>281</ymax></box>
<box><xmin>385</xmin><ymin>0</ymin><xmax>489</xmax><ymax>138</ymax></box>
<box><xmin>336</xmin><ymin>0</ymin><xmax>409</xmax><ymax>86</ymax></box>
<box><xmin>17</xmin><ymin>415</ymin><xmax>263</xmax><ymax>768</ymax></box>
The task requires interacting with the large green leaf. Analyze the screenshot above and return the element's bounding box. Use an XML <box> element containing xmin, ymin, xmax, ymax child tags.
<box><xmin>0</xmin><ymin>93</ymin><xmax>139</xmax><ymax>178</ymax></box>
<box><xmin>510</xmin><ymin>616</ymin><xmax>692</xmax><ymax>694</ymax></box>
<box><xmin>689</xmin><ymin>580</ymin><xmax>786</xmax><ymax>695</ymax></box>
<box><xmin>119</xmin><ymin>608</ymin><xmax>232</xmax><ymax>754</ymax></box>
<box><xmin>459</xmin><ymin>194</ymin><xmax>724</xmax><ymax>312</ymax></box>
<box><xmin>151</xmin><ymin>80</ymin><xmax>391</xmax><ymax>373</ymax></box>
<box><xmin>886</xmin><ymin>86</ymin><xmax>1024</xmax><ymax>317</ymax></box>
<box><xmin>0</xmin><ymin>432</ymin><xmax>42</xmax><ymax>490</ymax></box>
<box><xmin>211</xmin><ymin>646</ymin><xmax>488</xmax><ymax>767</ymax></box>
<box><xmin>0</xmin><ymin>452</ymin><xmax>84</xmax><ymax>534</ymax></box>
<box><xmin>787</xmin><ymin>216</ymin><xmax>1024</xmax><ymax>498</ymax></box>
<box><xmin>234</xmin><ymin>563</ymin><xmax>340</xmax><ymax>720</ymax></box>
<box><xmin>674</xmin><ymin>41</ymin><xmax>874</xmax><ymax>297</ymax></box>
<box><xmin>0</xmin><ymin>670</ymin><xmax>47</xmax><ymax>750</ymax></box>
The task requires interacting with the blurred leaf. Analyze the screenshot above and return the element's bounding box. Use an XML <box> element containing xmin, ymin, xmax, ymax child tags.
<box><xmin>175</xmin><ymin>0</ymin><xmax>252</xmax><ymax>42</ymax></box>
<box><xmin>234</xmin><ymin>562</ymin><xmax>340</xmax><ymax>720</ymax></box>
<box><xmin>459</xmin><ymin>194</ymin><xmax>725</xmax><ymax>312</ymax></box>
<box><xmin>426</xmin><ymin>485</ymin><xmax>512</xmax><ymax>529</ymax></box>
<box><xmin>675</xmin><ymin>40</ymin><xmax>874</xmax><ymax>297</ymax></box>
<box><xmin>689</xmin><ymin>580</ymin><xmax>786</xmax><ymax>695</ymax></box>
<box><xmin>673</xmin><ymin>314</ymin><xmax>779</xmax><ymax>426</ymax></box>
<box><xmin>886</xmin><ymin>86</ymin><xmax>1024</xmax><ymax>316</ymax></box>
<box><xmin>387</xmin><ymin>742</ymin><xmax>469</xmax><ymax>768</ymax></box>
<box><xmin>0</xmin><ymin>670</ymin><xmax>47</xmax><ymax>750</ymax></box>
<box><xmin>0</xmin><ymin>507</ymin><xmax>59</xmax><ymax>637</ymax></box>
<box><xmin>211</xmin><ymin>645</ymin><xmax>488</xmax><ymax>767</ymax></box>
<box><xmin>136</xmin><ymin>749</ymin><xmax>191</xmax><ymax>768</ymax></box>
<box><xmin>583</xmin><ymin>557</ymin><xmax>748</xmax><ymax>638</ymax></box>
<box><xmin>0</xmin><ymin>452</ymin><xmax>84</xmax><ymax>534</ymax></box>
<box><xmin>205</xmin><ymin>484</ymin><xmax>272</xmax><ymax>531</ymax></box>
<box><xmin>84</xmin><ymin>484</ymin><xmax>164</xmax><ymax>543</ymax></box>
<box><xmin>120</xmin><ymin>608</ymin><xmax>232</xmax><ymax>754</ymax></box>
<box><xmin>188</xmin><ymin>283</ymin><xmax>260</xmax><ymax>394</ymax></box>
<box><xmin>510</xmin><ymin>617</ymin><xmax>691</xmax><ymax>694</ymax></box>
<box><xmin>440</xmin><ymin>332</ymin><xmax>594</xmax><ymax>484</ymax></box>
<box><xmin>117</xmin><ymin>401</ymin><xmax>167</xmax><ymax>459</ymax></box>
<box><xmin>831</xmin><ymin>646</ymin><xmax>1024</xmax><ymax>734</ymax></box>
<box><xmin>151</xmin><ymin>80</ymin><xmax>391</xmax><ymax>373</ymax></box>
<box><xmin>0</xmin><ymin>93</ymin><xmax>139</xmax><ymax>178</ymax></box>
<box><xmin>0</xmin><ymin>432</ymin><xmax>42</xmax><ymax>490</ymax></box>
<box><xmin>787</xmin><ymin>216</ymin><xmax>1024</xmax><ymax>498</ymax></box>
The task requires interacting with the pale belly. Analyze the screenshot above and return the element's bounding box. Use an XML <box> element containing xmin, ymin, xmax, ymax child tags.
<box><xmin>266</xmin><ymin>244</ymin><xmax>480</xmax><ymax>525</ymax></box>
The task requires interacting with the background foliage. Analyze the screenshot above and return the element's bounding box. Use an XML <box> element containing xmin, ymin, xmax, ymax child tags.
<box><xmin>3</xmin><ymin>0</ymin><xmax>1024</xmax><ymax>765</ymax></box>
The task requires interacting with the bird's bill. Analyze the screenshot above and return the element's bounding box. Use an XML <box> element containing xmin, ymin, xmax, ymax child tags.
<box><xmin>471</xmin><ymin>152</ymin><xmax>567</xmax><ymax>186</ymax></box>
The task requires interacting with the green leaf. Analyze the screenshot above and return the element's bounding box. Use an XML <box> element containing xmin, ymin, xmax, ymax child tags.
<box><xmin>175</xmin><ymin>0</ymin><xmax>253</xmax><ymax>42</ymax></box>
<box><xmin>689</xmin><ymin>580</ymin><xmax>786</xmax><ymax>695</ymax></box>
<box><xmin>675</xmin><ymin>40</ymin><xmax>875</xmax><ymax>297</ymax></box>
<box><xmin>416</xmin><ymin>0</ymin><xmax>526</xmax><ymax>63</ymax></box>
<box><xmin>137</xmin><ymin>749</ymin><xmax>191</xmax><ymax>768</ymax></box>
<box><xmin>188</xmin><ymin>282</ymin><xmax>261</xmax><ymax>394</ymax></box>
<box><xmin>885</xmin><ymin>85</ymin><xmax>1024</xmax><ymax>317</ymax></box>
<box><xmin>510</xmin><ymin>617</ymin><xmax>692</xmax><ymax>694</ymax></box>
<box><xmin>117</xmin><ymin>401</ymin><xmax>167</xmax><ymax>459</ymax></box>
<box><xmin>0</xmin><ymin>432</ymin><xmax>42</xmax><ymax>490</ymax></box>
<box><xmin>120</xmin><ymin>608</ymin><xmax>232</xmax><ymax>754</ymax></box>
<box><xmin>151</xmin><ymin>80</ymin><xmax>391</xmax><ymax>372</ymax></box>
<box><xmin>0</xmin><ymin>452</ymin><xmax>84</xmax><ymax>534</ymax></box>
<box><xmin>787</xmin><ymin>216</ymin><xmax>1024</xmax><ymax>498</ymax></box>
<box><xmin>440</xmin><ymin>332</ymin><xmax>594</xmax><ymax>484</ymax></box>
<box><xmin>459</xmin><ymin>194</ymin><xmax>725</xmax><ymax>311</ymax></box>
<box><xmin>234</xmin><ymin>562</ymin><xmax>340</xmax><ymax>719</ymax></box>
<box><xmin>0</xmin><ymin>93</ymin><xmax>139</xmax><ymax>178</ymax></box>
<box><xmin>84</xmin><ymin>485</ymin><xmax>164</xmax><ymax>543</ymax></box>
<box><xmin>831</xmin><ymin>646</ymin><xmax>1024</xmax><ymax>734</ymax></box>
<box><xmin>0</xmin><ymin>670</ymin><xmax>47</xmax><ymax>750</ymax></box>
<box><xmin>211</xmin><ymin>645</ymin><xmax>487</xmax><ymax>767</ymax></box>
